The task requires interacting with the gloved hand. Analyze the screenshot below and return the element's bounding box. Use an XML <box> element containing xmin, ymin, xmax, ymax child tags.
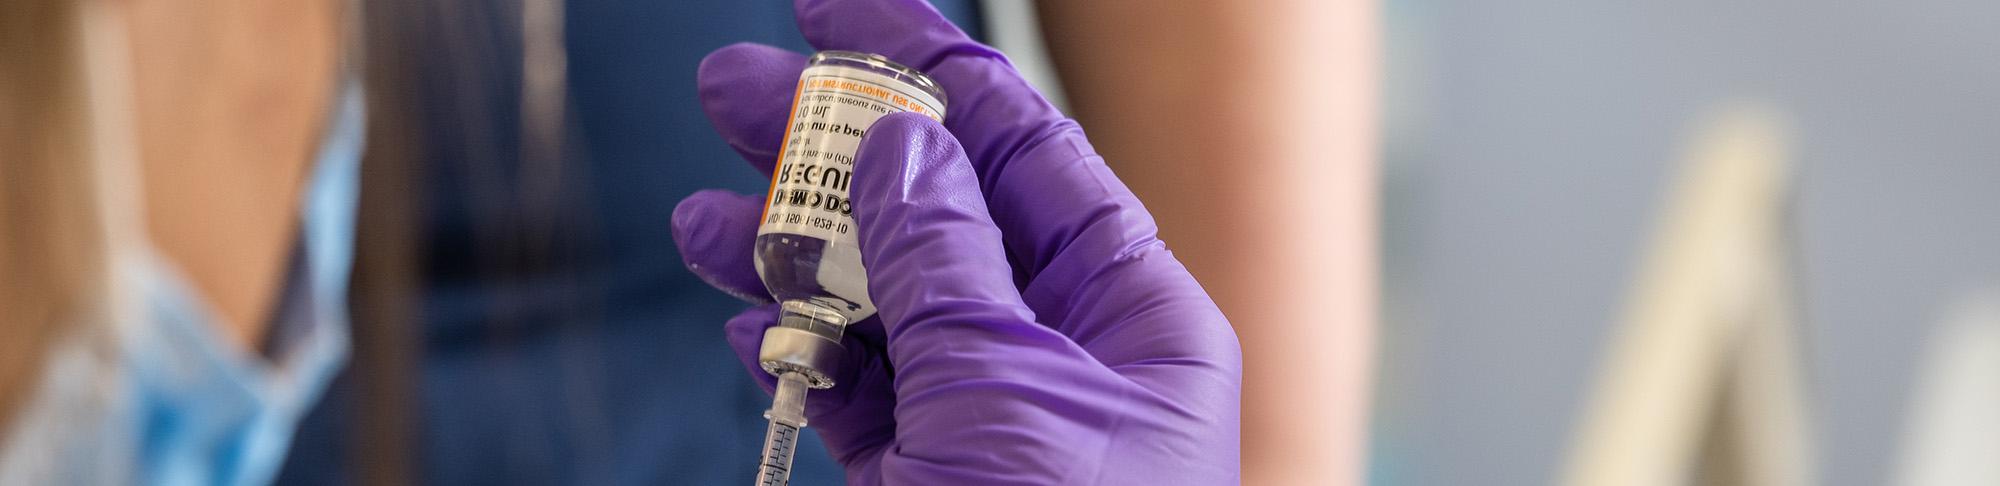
<box><xmin>671</xmin><ymin>0</ymin><xmax>1241</xmax><ymax>483</ymax></box>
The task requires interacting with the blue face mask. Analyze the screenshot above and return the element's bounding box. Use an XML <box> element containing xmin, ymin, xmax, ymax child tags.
<box><xmin>0</xmin><ymin>84</ymin><xmax>364</xmax><ymax>486</ymax></box>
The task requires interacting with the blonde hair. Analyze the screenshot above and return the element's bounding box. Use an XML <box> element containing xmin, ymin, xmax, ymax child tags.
<box><xmin>0</xmin><ymin>0</ymin><xmax>121</xmax><ymax>430</ymax></box>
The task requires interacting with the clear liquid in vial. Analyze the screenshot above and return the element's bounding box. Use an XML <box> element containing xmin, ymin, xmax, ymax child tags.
<box><xmin>754</xmin><ymin>231</ymin><xmax>872</xmax><ymax>334</ymax></box>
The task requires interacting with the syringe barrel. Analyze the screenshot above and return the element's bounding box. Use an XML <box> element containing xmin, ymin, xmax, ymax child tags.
<box><xmin>755</xmin><ymin>373</ymin><xmax>812</xmax><ymax>486</ymax></box>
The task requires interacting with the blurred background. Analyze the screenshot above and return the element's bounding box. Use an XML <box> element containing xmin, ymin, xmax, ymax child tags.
<box><xmin>5</xmin><ymin>0</ymin><xmax>1998</xmax><ymax>485</ymax></box>
<box><xmin>1373</xmin><ymin>0</ymin><xmax>2000</xmax><ymax>485</ymax></box>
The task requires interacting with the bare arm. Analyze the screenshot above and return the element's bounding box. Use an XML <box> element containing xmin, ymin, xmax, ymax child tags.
<box><xmin>0</xmin><ymin>0</ymin><xmax>339</xmax><ymax>440</ymax></box>
<box><xmin>1037</xmin><ymin>2</ymin><xmax>1378</xmax><ymax>483</ymax></box>
<box><xmin>126</xmin><ymin>0</ymin><xmax>343</xmax><ymax>348</ymax></box>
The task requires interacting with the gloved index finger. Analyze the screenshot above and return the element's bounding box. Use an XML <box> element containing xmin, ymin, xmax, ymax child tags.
<box><xmin>790</xmin><ymin>0</ymin><xmax>1064</xmax><ymax>162</ymax></box>
<box><xmin>792</xmin><ymin>0</ymin><xmax>1161</xmax><ymax>284</ymax></box>
<box><xmin>790</xmin><ymin>0</ymin><xmax>980</xmax><ymax>74</ymax></box>
<box><xmin>698</xmin><ymin>43</ymin><xmax>811</xmax><ymax>178</ymax></box>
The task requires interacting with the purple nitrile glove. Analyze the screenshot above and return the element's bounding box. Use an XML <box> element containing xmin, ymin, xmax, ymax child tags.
<box><xmin>671</xmin><ymin>0</ymin><xmax>1241</xmax><ymax>484</ymax></box>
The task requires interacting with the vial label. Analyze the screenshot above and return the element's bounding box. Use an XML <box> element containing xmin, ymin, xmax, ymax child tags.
<box><xmin>755</xmin><ymin>64</ymin><xmax>944</xmax><ymax>324</ymax></box>
<box><xmin>759</xmin><ymin>65</ymin><xmax>945</xmax><ymax>241</ymax></box>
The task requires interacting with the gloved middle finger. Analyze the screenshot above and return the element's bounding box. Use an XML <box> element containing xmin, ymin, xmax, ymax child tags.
<box><xmin>671</xmin><ymin>189</ymin><xmax>768</xmax><ymax>303</ymax></box>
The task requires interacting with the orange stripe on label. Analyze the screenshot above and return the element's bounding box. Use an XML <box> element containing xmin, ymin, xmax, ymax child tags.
<box><xmin>761</xmin><ymin>76</ymin><xmax>810</xmax><ymax>225</ymax></box>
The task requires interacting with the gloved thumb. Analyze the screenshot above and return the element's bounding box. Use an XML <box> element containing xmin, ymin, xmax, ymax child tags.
<box><xmin>849</xmin><ymin>112</ymin><xmax>1041</xmax><ymax>347</ymax></box>
<box><xmin>850</xmin><ymin>111</ymin><xmax>1132</xmax><ymax>482</ymax></box>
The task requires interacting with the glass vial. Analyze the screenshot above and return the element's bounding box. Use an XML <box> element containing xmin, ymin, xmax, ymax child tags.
<box><xmin>754</xmin><ymin>51</ymin><xmax>947</xmax><ymax>388</ymax></box>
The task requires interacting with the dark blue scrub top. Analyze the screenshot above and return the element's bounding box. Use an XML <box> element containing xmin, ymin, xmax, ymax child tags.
<box><xmin>275</xmin><ymin>2</ymin><xmax>983</xmax><ymax>484</ymax></box>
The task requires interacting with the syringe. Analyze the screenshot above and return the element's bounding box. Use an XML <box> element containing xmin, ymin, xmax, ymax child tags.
<box><xmin>755</xmin><ymin>372</ymin><xmax>811</xmax><ymax>486</ymax></box>
<box><xmin>751</xmin><ymin>303</ymin><xmax>843</xmax><ymax>486</ymax></box>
